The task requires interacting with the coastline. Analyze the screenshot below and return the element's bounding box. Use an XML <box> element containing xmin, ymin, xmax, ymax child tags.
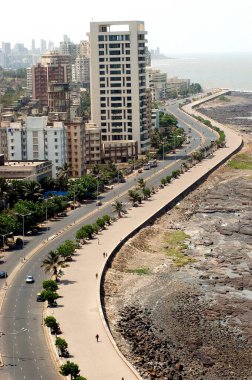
<box><xmin>103</xmin><ymin>95</ymin><xmax>252</xmax><ymax>379</ymax></box>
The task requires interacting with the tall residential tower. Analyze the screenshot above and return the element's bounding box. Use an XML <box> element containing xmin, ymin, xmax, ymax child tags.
<box><xmin>89</xmin><ymin>21</ymin><xmax>150</xmax><ymax>154</ymax></box>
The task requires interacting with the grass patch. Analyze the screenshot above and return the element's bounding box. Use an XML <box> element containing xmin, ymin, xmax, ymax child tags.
<box><xmin>163</xmin><ymin>231</ymin><xmax>194</xmax><ymax>267</ymax></box>
<box><xmin>127</xmin><ymin>267</ymin><xmax>149</xmax><ymax>275</ymax></box>
<box><xmin>228</xmin><ymin>153</ymin><xmax>252</xmax><ymax>170</ymax></box>
<box><xmin>219</xmin><ymin>95</ymin><xmax>230</xmax><ymax>102</ymax></box>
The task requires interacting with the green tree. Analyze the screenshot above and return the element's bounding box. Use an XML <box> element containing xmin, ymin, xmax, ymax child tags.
<box><xmin>40</xmin><ymin>290</ymin><xmax>59</xmax><ymax>305</ymax></box>
<box><xmin>76</xmin><ymin>227</ymin><xmax>89</xmax><ymax>241</ymax></box>
<box><xmin>142</xmin><ymin>187</ymin><xmax>151</xmax><ymax>200</ymax></box>
<box><xmin>112</xmin><ymin>200</ymin><xmax>127</xmax><ymax>218</ymax></box>
<box><xmin>21</xmin><ymin>180</ymin><xmax>43</xmax><ymax>202</ymax></box>
<box><xmin>0</xmin><ymin>213</ymin><xmax>20</xmax><ymax>235</ymax></box>
<box><xmin>59</xmin><ymin>361</ymin><xmax>80</xmax><ymax>379</ymax></box>
<box><xmin>41</xmin><ymin>250</ymin><xmax>68</xmax><ymax>280</ymax></box>
<box><xmin>82</xmin><ymin>224</ymin><xmax>94</xmax><ymax>239</ymax></box>
<box><xmin>57</xmin><ymin>240</ymin><xmax>76</xmax><ymax>261</ymax></box>
<box><xmin>128</xmin><ymin>189</ymin><xmax>142</xmax><ymax>206</ymax></box>
<box><xmin>55</xmin><ymin>337</ymin><xmax>68</xmax><ymax>354</ymax></box>
<box><xmin>102</xmin><ymin>214</ymin><xmax>111</xmax><ymax>225</ymax></box>
<box><xmin>137</xmin><ymin>178</ymin><xmax>146</xmax><ymax>189</ymax></box>
<box><xmin>96</xmin><ymin>217</ymin><xmax>106</xmax><ymax>230</ymax></box>
<box><xmin>44</xmin><ymin>316</ymin><xmax>58</xmax><ymax>329</ymax></box>
<box><xmin>92</xmin><ymin>223</ymin><xmax>99</xmax><ymax>235</ymax></box>
<box><xmin>42</xmin><ymin>280</ymin><xmax>58</xmax><ymax>292</ymax></box>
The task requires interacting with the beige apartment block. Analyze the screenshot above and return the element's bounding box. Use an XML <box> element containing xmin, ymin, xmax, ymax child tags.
<box><xmin>66</xmin><ymin>117</ymin><xmax>86</xmax><ymax>178</ymax></box>
<box><xmin>102</xmin><ymin>140</ymin><xmax>138</xmax><ymax>163</ymax></box>
<box><xmin>85</xmin><ymin>122</ymin><xmax>102</xmax><ymax>168</ymax></box>
<box><xmin>89</xmin><ymin>21</ymin><xmax>150</xmax><ymax>154</ymax></box>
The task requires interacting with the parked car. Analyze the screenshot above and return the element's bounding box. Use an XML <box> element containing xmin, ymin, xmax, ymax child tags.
<box><xmin>26</xmin><ymin>275</ymin><xmax>34</xmax><ymax>283</ymax></box>
<box><xmin>36</xmin><ymin>292</ymin><xmax>44</xmax><ymax>302</ymax></box>
<box><xmin>0</xmin><ymin>271</ymin><xmax>8</xmax><ymax>279</ymax></box>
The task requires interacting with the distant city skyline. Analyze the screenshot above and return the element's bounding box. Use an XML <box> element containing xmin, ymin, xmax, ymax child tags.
<box><xmin>1</xmin><ymin>0</ymin><xmax>252</xmax><ymax>54</ymax></box>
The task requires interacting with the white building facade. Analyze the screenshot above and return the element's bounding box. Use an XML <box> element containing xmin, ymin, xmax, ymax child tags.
<box><xmin>89</xmin><ymin>21</ymin><xmax>150</xmax><ymax>153</ymax></box>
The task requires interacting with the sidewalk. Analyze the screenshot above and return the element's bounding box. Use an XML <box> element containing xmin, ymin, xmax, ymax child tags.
<box><xmin>52</xmin><ymin>104</ymin><xmax>242</xmax><ymax>380</ymax></box>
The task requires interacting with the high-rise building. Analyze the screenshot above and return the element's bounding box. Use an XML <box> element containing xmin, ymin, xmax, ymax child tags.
<box><xmin>40</xmin><ymin>39</ymin><xmax>47</xmax><ymax>54</ymax></box>
<box><xmin>31</xmin><ymin>52</ymin><xmax>71</xmax><ymax>112</ymax></box>
<box><xmin>31</xmin><ymin>39</ymin><xmax>36</xmax><ymax>53</ymax></box>
<box><xmin>89</xmin><ymin>21</ymin><xmax>150</xmax><ymax>154</ymax></box>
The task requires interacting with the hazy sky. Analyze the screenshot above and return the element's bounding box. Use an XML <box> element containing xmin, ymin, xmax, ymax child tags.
<box><xmin>1</xmin><ymin>0</ymin><xmax>252</xmax><ymax>54</ymax></box>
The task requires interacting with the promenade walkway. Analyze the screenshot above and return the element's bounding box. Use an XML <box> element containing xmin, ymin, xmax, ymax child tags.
<box><xmin>52</xmin><ymin>99</ymin><xmax>242</xmax><ymax>380</ymax></box>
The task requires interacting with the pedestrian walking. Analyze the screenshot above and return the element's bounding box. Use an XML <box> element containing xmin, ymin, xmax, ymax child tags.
<box><xmin>96</xmin><ymin>273</ymin><xmax>98</xmax><ymax>279</ymax></box>
<box><xmin>103</xmin><ymin>252</ymin><xmax>106</xmax><ymax>258</ymax></box>
<box><xmin>95</xmin><ymin>334</ymin><xmax>99</xmax><ymax>342</ymax></box>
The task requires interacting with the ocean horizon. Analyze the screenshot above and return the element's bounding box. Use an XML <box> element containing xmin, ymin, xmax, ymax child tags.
<box><xmin>152</xmin><ymin>51</ymin><xmax>252</xmax><ymax>92</ymax></box>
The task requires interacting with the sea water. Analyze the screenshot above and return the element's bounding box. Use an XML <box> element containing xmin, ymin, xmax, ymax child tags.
<box><xmin>152</xmin><ymin>52</ymin><xmax>252</xmax><ymax>92</ymax></box>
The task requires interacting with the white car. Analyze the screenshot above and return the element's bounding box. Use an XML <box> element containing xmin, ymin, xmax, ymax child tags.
<box><xmin>26</xmin><ymin>275</ymin><xmax>34</xmax><ymax>283</ymax></box>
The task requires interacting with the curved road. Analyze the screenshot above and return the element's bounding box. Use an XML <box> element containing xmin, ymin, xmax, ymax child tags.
<box><xmin>0</xmin><ymin>102</ymin><xmax>218</xmax><ymax>379</ymax></box>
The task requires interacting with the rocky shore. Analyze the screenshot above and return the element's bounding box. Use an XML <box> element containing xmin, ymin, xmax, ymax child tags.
<box><xmin>103</xmin><ymin>96</ymin><xmax>252</xmax><ymax>380</ymax></box>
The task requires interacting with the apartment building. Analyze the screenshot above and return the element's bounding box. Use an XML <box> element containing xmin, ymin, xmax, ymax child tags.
<box><xmin>146</xmin><ymin>67</ymin><xmax>168</xmax><ymax>100</ymax></box>
<box><xmin>31</xmin><ymin>51</ymin><xmax>71</xmax><ymax>110</ymax></box>
<box><xmin>85</xmin><ymin>122</ymin><xmax>102</xmax><ymax>168</ymax></box>
<box><xmin>89</xmin><ymin>21</ymin><xmax>150</xmax><ymax>155</ymax></box>
<box><xmin>65</xmin><ymin>117</ymin><xmax>86</xmax><ymax>177</ymax></box>
<box><xmin>167</xmin><ymin>77</ymin><xmax>190</xmax><ymax>97</ymax></box>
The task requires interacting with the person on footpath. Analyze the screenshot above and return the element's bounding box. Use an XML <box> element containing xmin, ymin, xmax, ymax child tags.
<box><xmin>95</xmin><ymin>334</ymin><xmax>99</xmax><ymax>342</ymax></box>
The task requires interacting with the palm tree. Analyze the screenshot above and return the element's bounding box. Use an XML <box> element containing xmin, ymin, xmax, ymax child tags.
<box><xmin>41</xmin><ymin>250</ymin><xmax>68</xmax><ymax>281</ymax></box>
<box><xmin>128</xmin><ymin>189</ymin><xmax>142</xmax><ymax>206</ymax></box>
<box><xmin>56</xmin><ymin>163</ymin><xmax>69</xmax><ymax>190</ymax></box>
<box><xmin>21</xmin><ymin>180</ymin><xmax>43</xmax><ymax>202</ymax></box>
<box><xmin>112</xmin><ymin>200</ymin><xmax>127</xmax><ymax>218</ymax></box>
<box><xmin>137</xmin><ymin>178</ymin><xmax>146</xmax><ymax>189</ymax></box>
<box><xmin>142</xmin><ymin>187</ymin><xmax>151</xmax><ymax>200</ymax></box>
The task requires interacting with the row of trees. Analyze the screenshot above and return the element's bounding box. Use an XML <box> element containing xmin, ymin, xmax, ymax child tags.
<box><xmin>43</xmin><ymin>281</ymin><xmax>87</xmax><ymax>379</ymax></box>
<box><xmin>151</xmin><ymin>112</ymin><xmax>185</xmax><ymax>156</ymax></box>
<box><xmin>193</xmin><ymin>115</ymin><xmax>226</xmax><ymax>147</ymax></box>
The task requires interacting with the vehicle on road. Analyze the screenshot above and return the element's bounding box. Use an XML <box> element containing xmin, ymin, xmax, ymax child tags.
<box><xmin>96</xmin><ymin>200</ymin><xmax>102</xmax><ymax>206</ymax></box>
<box><xmin>26</xmin><ymin>275</ymin><xmax>34</xmax><ymax>283</ymax></box>
<box><xmin>36</xmin><ymin>292</ymin><xmax>44</xmax><ymax>302</ymax></box>
<box><xmin>143</xmin><ymin>163</ymin><xmax>151</xmax><ymax>170</ymax></box>
<box><xmin>0</xmin><ymin>271</ymin><xmax>7</xmax><ymax>278</ymax></box>
<box><xmin>148</xmin><ymin>160</ymin><xmax>157</xmax><ymax>168</ymax></box>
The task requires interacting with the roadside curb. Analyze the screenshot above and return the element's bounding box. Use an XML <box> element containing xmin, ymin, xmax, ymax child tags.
<box><xmin>42</xmin><ymin>304</ymin><xmax>68</xmax><ymax>380</ymax></box>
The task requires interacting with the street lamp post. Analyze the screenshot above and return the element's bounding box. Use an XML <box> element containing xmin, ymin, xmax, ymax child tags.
<box><xmin>96</xmin><ymin>176</ymin><xmax>99</xmax><ymax>203</ymax></box>
<box><xmin>45</xmin><ymin>199</ymin><xmax>48</xmax><ymax>232</ymax></box>
<box><xmin>16</xmin><ymin>212</ymin><xmax>31</xmax><ymax>260</ymax></box>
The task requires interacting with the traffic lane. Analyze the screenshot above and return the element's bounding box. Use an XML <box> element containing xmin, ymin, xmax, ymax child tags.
<box><xmin>167</xmin><ymin>106</ymin><xmax>217</xmax><ymax>141</ymax></box>
<box><xmin>1</xmin><ymin>258</ymin><xmax>60</xmax><ymax>380</ymax></box>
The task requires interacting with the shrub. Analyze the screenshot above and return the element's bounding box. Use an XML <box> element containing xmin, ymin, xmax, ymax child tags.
<box><xmin>42</xmin><ymin>280</ymin><xmax>58</xmax><ymax>292</ymax></box>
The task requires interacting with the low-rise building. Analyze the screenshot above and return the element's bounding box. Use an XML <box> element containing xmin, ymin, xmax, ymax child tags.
<box><xmin>0</xmin><ymin>159</ymin><xmax>52</xmax><ymax>181</ymax></box>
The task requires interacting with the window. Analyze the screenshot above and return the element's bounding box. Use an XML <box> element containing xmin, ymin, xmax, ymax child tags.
<box><xmin>99</xmin><ymin>58</ymin><xmax>105</xmax><ymax>62</ymax></box>
<box><xmin>98</xmin><ymin>36</ymin><xmax>105</xmax><ymax>41</ymax></box>
<box><xmin>99</xmin><ymin>51</ymin><xmax>104</xmax><ymax>56</ymax></box>
<box><xmin>109</xmin><ymin>50</ymin><xmax>121</xmax><ymax>55</ymax></box>
<box><xmin>99</xmin><ymin>44</ymin><xmax>104</xmax><ymax>48</ymax></box>
<box><xmin>54</xmin><ymin>138</ymin><xmax>58</xmax><ymax>142</ymax></box>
